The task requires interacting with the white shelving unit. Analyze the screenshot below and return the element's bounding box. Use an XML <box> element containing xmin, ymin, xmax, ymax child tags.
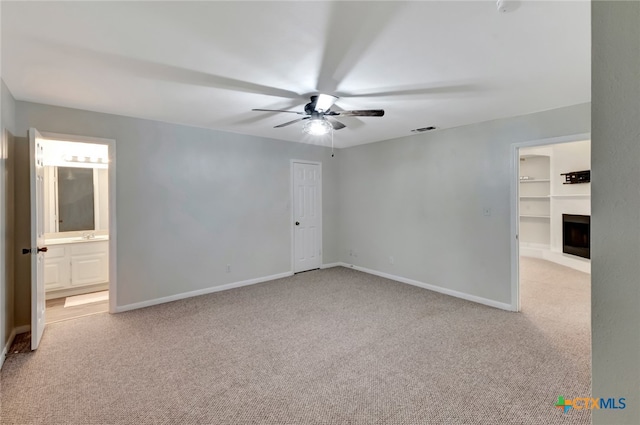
<box><xmin>550</xmin><ymin>194</ymin><xmax>590</xmax><ymax>198</ymax></box>
<box><xmin>519</xmin><ymin>155</ymin><xmax>551</xmax><ymax>247</ymax></box>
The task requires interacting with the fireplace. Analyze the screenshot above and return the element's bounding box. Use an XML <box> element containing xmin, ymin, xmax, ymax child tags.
<box><xmin>563</xmin><ymin>214</ymin><xmax>590</xmax><ymax>259</ymax></box>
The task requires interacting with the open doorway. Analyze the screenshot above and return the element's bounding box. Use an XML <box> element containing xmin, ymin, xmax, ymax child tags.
<box><xmin>511</xmin><ymin>134</ymin><xmax>591</xmax><ymax>317</ymax></box>
<box><xmin>512</xmin><ymin>136</ymin><xmax>592</xmax><ymax>402</ymax></box>
<box><xmin>32</xmin><ymin>132</ymin><xmax>115</xmax><ymax>334</ymax></box>
<box><xmin>510</xmin><ymin>135</ymin><xmax>592</xmax><ymax>402</ymax></box>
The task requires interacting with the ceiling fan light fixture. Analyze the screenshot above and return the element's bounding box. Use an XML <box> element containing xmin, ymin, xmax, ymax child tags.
<box><xmin>314</xmin><ymin>94</ymin><xmax>338</xmax><ymax>112</ymax></box>
<box><xmin>303</xmin><ymin>119</ymin><xmax>332</xmax><ymax>136</ymax></box>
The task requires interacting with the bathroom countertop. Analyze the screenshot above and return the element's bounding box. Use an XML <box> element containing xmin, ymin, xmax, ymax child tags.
<box><xmin>45</xmin><ymin>235</ymin><xmax>109</xmax><ymax>246</ymax></box>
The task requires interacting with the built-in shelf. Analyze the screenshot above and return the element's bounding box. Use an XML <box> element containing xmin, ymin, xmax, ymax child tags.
<box><xmin>519</xmin><ymin>154</ymin><xmax>551</xmax><ymax>247</ymax></box>
<box><xmin>550</xmin><ymin>194</ymin><xmax>590</xmax><ymax>198</ymax></box>
<box><xmin>518</xmin><ymin>143</ymin><xmax>591</xmax><ymax>273</ymax></box>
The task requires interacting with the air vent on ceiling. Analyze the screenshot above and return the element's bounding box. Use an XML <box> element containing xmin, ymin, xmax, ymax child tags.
<box><xmin>411</xmin><ymin>126</ymin><xmax>436</xmax><ymax>133</ymax></box>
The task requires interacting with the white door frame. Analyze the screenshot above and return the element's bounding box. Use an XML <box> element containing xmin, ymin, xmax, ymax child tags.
<box><xmin>0</xmin><ymin>130</ymin><xmax>7</xmax><ymax>356</ymax></box>
<box><xmin>40</xmin><ymin>132</ymin><xmax>117</xmax><ymax>314</ymax></box>
<box><xmin>290</xmin><ymin>160</ymin><xmax>322</xmax><ymax>273</ymax></box>
<box><xmin>510</xmin><ymin>132</ymin><xmax>590</xmax><ymax>311</ymax></box>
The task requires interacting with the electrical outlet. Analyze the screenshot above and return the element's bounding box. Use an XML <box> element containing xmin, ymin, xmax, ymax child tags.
<box><xmin>349</xmin><ymin>249</ymin><xmax>353</xmax><ymax>256</ymax></box>
<box><xmin>389</xmin><ymin>256</ymin><xmax>395</xmax><ymax>265</ymax></box>
<box><xmin>226</xmin><ymin>264</ymin><xmax>231</xmax><ymax>273</ymax></box>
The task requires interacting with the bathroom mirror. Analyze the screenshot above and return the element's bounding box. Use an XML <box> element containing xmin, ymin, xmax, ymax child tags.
<box><xmin>57</xmin><ymin>167</ymin><xmax>95</xmax><ymax>232</ymax></box>
<box><xmin>44</xmin><ymin>165</ymin><xmax>109</xmax><ymax>234</ymax></box>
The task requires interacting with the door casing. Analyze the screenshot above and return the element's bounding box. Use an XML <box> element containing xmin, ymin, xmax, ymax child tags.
<box><xmin>36</xmin><ymin>131</ymin><xmax>117</xmax><ymax>318</ymax></box>
<box><xmin>510</xmin><ymin>132</ymin><xmax>590</xmax><ymax>312</ymax></box>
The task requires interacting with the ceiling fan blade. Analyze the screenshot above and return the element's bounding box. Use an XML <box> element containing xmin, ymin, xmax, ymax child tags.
<box><xmin>334</xmin><ymin>109</ymin><xmax>385</xmax><ymax>117</ymax></box>
<box><xmin>316</xmin><ymin>2</ymin><xmax>406</xmax><ymax>93</ymax></box>
<box><xmin>252</xmin><ymin>108</ymin><xmax>303</xmax><ymax>114</ymax></box>
<box><xmin>314</xmin><ymin>94</ymin><xmax>339</xmax><ymax>112</ymax></box>
<box><xmin>327</xmin><ymin>117</ymin><xmax>346</xmax><ymax>130</ymax></box>
<box><xmin>335</xmin><ymin>83</ymin><xmax>481</xmax><ymax>99</ymax></box>
<box><xmin>274</xmin><ymin>117</ymin><xmax>310</xmax><ymax>128</ymax></box>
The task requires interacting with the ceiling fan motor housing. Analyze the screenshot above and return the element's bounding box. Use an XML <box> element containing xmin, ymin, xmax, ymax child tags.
<box><xmin>305</xmin><ymin>96</ymin><xmax>320</xmax><ymax>114</ymax></box>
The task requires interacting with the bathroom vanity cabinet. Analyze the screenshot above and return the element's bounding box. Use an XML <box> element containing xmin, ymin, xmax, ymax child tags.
<box><xmin>44</xmin><ymin>239</ymin><xmax>109</xmax><ymax>299</ymax></box>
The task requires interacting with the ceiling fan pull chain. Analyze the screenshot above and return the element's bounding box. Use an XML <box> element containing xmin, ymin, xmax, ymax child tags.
<box><xmin>331</xmin><ymin>127</ymin><xmax>335</xmax><ymax>157</ymax></box>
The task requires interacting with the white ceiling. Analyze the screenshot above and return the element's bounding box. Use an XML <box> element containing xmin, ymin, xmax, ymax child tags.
<box><xmin>1</xmin><ymin>1</ymin><xmax>590</xmax><ymax>148</ymax></box>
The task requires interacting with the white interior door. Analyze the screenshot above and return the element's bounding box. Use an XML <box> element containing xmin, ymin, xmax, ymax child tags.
<box><xmin>293</xmin><ymin>162</ymin><xmax>322</xmax><ymax>273</ymax></box>
<box><xmin>29</xmin><ymin>128</ymin><xmax>46</xmax><ymax>350</ymax></box>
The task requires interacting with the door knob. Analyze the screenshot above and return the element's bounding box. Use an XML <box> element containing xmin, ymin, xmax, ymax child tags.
<box><xmin>295</xmin><ymin>222</ymin><xmax>300</xmax><ymax>226</ymax></box>
<box><xmin>21</xmin><ymin>247</ymin><xmax>48</xmax><ymax>254</ymax></box>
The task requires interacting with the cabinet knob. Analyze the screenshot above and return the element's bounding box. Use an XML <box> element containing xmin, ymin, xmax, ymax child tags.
<box><xmin>295</xmin><ymin>222</ymin><xmax>300</xmax><ymax>226</ymax></box>
<box><xmin>38</xmin><ymin>247</ymin><xmax>48</xmax><ymax>253</ymax></box>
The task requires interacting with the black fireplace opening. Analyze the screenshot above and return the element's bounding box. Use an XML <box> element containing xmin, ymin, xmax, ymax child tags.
<box><xmin>563</xmin><ymin>214</ymin><xmax>590</xmax><ymax>259</ymax></box>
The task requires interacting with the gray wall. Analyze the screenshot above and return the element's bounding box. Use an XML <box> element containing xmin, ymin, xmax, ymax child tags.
<box><xmin>592</xmin><ymin>1</ymin><xmax>640</xmax><ymax>423</ymax></box>
<box><xmin>13</xmin><ymin>101</ymin><xmax>340</xmax><ymax>322</ymax></box>
<box><xmin>2</xmin><ymin>81</ymin><xmax>16</xmax><ymax>135</ymax></box>
<box><xmin>338</xmin><ymin>103</ymin><xmax>590</xmax><ymax>305</ymax></box>
<box><xmin>1</xmin><ymin>80</ymin><xmax>16</xmax><ymax>352</ymax></box>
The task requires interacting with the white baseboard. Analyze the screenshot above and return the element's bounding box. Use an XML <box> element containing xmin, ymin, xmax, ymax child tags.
<box><xmin>520</xmin><ymin>246</ymin><xmax>591</xmax><ymax>274</ymax></box>
<box><xmin>340</xmin><ymin>263</ymin><xmax>513</xmax><ymax>311</ymax></box>
<box><xmin>320</xmin><ymin>262</ymin><xmax>341</xmax><ymax>269</ymax></box>
<box><xmin>519</xmin><ymin>243</ymin><xmax>550</xmax><ymax>259</ymax></box>
<box><xmin>1</xmin><ymin>328</ymin><xmax>17</xmax><ymax>370</ymax></box>
<box><xmin>544</xmin><ymin>251</ymin><xmax>590</xmax><ymax>274</ymax></box>
<box><xmin>115</xmin><ymin>271</ymin><xmax>294</xmax><ymax>313</ymax></box>
<box><xmin>0</xmin><ymin>325</ymin><xmax>30</xmax><ymax>369</ymax></box>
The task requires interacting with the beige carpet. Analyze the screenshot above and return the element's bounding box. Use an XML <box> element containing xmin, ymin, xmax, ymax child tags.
<box><xmin>0</xmin><ymin>259</ymin><xmax>590</xmax><ymax>424</ymax></box>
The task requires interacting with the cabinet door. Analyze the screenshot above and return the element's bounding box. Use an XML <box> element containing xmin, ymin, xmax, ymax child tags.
<box><xmin>70</xmin><ymin>241</ymin><xmax>109</xmax><ymax>286</ymax></box>
<box><xmin>44</xmin><ymin>246</ymin><xmax>70</xmax><ymax>290</ymax></box>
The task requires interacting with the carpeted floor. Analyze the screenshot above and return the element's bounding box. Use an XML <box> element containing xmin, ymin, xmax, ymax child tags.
<box><xmin>0</xmin><ymin>258</ymin><xmax>590</xmax><ymax>424</ymax></box>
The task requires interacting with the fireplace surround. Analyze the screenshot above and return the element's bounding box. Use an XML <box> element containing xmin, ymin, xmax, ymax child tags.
<box><xmin>562</xmin><ymin>214</ymin><xmax>590</xmax><ymax>259</ymax></box>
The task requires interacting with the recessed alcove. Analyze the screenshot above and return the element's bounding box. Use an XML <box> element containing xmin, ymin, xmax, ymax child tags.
<box><xmin>519</xmin><ymin>140</ymin><xmax>591</xmax><ymax>273</ymax></box>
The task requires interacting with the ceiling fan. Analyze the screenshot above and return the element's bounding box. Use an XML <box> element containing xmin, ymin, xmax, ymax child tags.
<box><xmin>252</xmin><ymin>94</ymin><xmax>384</xmax><ymax>135</ymax></box>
